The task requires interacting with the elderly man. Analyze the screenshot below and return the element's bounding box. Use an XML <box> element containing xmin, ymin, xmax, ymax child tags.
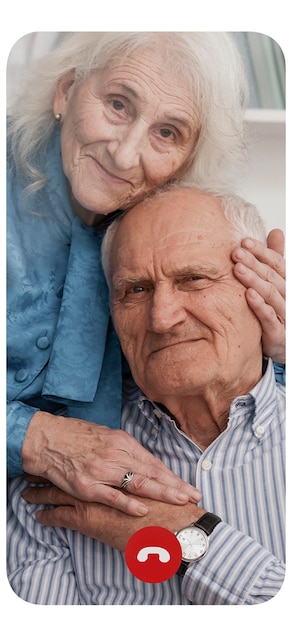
<box><xmin>7</xmin><ymin>186</ymin><xmax>285</xmax><ymax>604</ymax></box>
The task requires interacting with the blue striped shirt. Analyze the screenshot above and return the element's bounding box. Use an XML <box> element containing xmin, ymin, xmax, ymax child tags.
<box><xmin>7</xmin><ymin>358</ymin><xmax>285</xmax><ymax>604</ymax></box>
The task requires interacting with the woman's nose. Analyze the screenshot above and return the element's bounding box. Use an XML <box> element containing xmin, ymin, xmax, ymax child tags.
<box><xmin>107</xmin><ymin>124</ymin><xmax>146</xmax><ymax>170</ymax></box>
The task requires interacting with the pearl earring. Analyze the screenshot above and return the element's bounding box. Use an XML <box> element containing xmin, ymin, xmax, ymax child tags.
<box><xmin>55</xmin><ymin>113</ymin><xmax>62</xmax><ymax>125</ymax></box>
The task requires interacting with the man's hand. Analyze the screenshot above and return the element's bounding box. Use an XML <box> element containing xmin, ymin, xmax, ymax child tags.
<box><xmin>232</xmin><ymin>229</ymin><xmax>285</xmax><ymax>363</ymax></box>
<box><xmin>22</xmin><ymin>485</ymin><xmax>206</xmax><ymax>551</ymax></box>
<box><xmin>22</xmin><ymin>414</ymin><xmax>201</xmax><ymax>517</ymax></box>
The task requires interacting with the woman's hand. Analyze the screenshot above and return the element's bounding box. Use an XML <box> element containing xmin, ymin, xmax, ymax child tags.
<box><xmin>22</xmin><ymin>484</ymin><xmax>205</xmax><ymax>551</ymax></box>
<box><xmin>22</xmin><ymin>412</ymin><xmax>201</xmax><ymax>517</ymax></box>
<box><xmin>232</xmin><ymin>229</ymin><xmax>285</xmax><ymax>363</ymax></box>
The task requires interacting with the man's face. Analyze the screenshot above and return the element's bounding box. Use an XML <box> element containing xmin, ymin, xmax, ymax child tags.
<box><xmin>110</xmin><ymin>189</ymin><xmax>263</xmax><ymax>403</ymax></box>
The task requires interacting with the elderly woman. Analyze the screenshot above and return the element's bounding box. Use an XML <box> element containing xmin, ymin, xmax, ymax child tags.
<box><xmin>7</xmin><ymin>32</ymin><xmax>285</xmax><ymax>517</ymax></box>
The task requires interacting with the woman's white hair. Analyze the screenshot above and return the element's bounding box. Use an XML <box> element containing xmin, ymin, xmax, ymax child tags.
<box><xmin>8</xmin><ymin>31</ymin><xmax>249</xmax><ymax>194</ymax></box>
<box><xmin>101</xmin><ymin>183</ymin><xmax>266</xmax><ymax>287</ymax></box>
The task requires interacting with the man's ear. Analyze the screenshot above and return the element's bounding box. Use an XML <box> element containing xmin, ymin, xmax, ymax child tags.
<box><xmin>53</xmin><ymin>70</ymin><xmax>76</xmax><ymax>117</ymax></box>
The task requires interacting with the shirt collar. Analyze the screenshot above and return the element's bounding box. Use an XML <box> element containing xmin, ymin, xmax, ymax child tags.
<box><xmin>138</xmin><ymin>358</ymin><xmax>278</xmax><ymax>436</ymax></box>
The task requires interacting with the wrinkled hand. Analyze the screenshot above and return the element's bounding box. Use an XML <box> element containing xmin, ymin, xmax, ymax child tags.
<box><xmin>232</xmin><ymin>229</ymin><xmax>285</xmax><ymax>362</ymax></box>
<box><xmin>22</xmin><ymin>413</ymin><xmax>201</xmax><ymax>517</ymax></box>
<box><xmin>22</xmin><ymin>484</ymin><xmax>206</xmax><ymax>551</ymax></box>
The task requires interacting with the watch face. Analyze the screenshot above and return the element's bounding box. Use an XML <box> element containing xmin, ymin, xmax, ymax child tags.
<box><xmin>177</xmin><ymin>527</ymin><xmax>208</xmax><ymax>561</ymax></box>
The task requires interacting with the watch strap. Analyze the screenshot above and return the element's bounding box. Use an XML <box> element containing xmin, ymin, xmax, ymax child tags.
<box><xmin>177</xmin><ymin>561</ymin><xmax>189</xmax><ymax>577</ymax></box>
<box><xmin>194</xmin><ymin>512</ymin><xmax>221</xmax><ymax>536</ymax></box>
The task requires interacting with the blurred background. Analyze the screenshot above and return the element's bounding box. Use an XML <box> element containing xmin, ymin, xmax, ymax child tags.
<box><xmin>6</xmin><ymin>32</ymin><xmax>286</xmax><ymax>235</ymax></box>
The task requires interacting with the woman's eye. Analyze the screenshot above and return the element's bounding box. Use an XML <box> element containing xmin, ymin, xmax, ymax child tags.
<box><xmin>112</xmin><ymin>99</ymin><xmax>124</xmax><ymax>111</ymax></box>
<box><xmin>159</xmin><ymin>128</ymin><xmax>175</xmax><ymax>139</ymax></box>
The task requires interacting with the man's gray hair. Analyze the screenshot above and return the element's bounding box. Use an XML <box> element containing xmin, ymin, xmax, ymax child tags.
<box><xmin>8</xmin><ymin>31</ymin><xmax>248</xmax><ymax>195</ymax></box>
<box><xmin>101</xmin><ymin>184</ymin><xmax>266</xmax><ymax>287</ymax></box>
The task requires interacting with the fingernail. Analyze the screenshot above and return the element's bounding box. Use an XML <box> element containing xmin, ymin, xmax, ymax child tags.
<box><xmin>176</xmin><ymin>493</ymin><xmax>189</xmax><ymax>503</ymax></box>
<box><xmin>243</xmin><ymin>238</ymin><xmax>255</xmax><ymax>249</ymax></box>
<box><xmin>234</xmin><ymin>262</ymin><xmax>247</xmax><ymax>274</ymax></box>
<box><xmin>189</xmin><ymin>494</ymin><xmax>202</xmax><ymax>503</ymax></box>
<box><xmin>137</xmin><ymin>504</ymin><xmax>148</xmax><ymax>516</ymax></box>
<box><xmin>235</xmin><ymin>248</ymin><xmax>246</xmax><ymax>260</ymax></box>
<box><xmin>247</xmin><ymin>288</ymin><xmax>258</xmax><ymax>299</ymax></box>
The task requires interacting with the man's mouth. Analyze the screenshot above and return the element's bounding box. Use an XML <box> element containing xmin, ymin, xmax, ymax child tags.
<box><xmin>151</xmin><ymin>339</ymin><xmax>202</xmax><ymax>354</ymax></box>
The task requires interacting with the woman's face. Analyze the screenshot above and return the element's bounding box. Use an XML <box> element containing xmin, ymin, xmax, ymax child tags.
<box><xmin>53</xmin><ymin>49</ymin><xmax>199</xmax><ymax>219</ymax></box>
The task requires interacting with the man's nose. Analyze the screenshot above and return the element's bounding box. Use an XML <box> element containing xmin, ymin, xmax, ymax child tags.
<box><xmin>107</xmin><ymin>123</ymin><xmax>146</xmax><ymax>170</ymax></box>
<box><xmin>147</xmin><ymin>289</ymin><xmax>187</xmax><ymax>334</ymax></box>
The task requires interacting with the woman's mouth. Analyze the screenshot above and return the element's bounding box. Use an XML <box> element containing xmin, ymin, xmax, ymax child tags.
<box><xmin>90</xmin><ymin>156</ymin><xmax>133</xmax><ymax>187</ymax></box>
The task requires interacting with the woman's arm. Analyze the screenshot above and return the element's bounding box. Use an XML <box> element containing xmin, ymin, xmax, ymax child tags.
<box><xmin>21</xmin><ymin>411</ymin><xmax>201</xmax><ymax>516</ymax></box>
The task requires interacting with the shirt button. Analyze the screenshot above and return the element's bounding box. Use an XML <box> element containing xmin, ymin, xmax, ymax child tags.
<box><xmin>202</xmin><ymin>458</ymin><xmax>212</xmax><ymax>471</ymax></box>
<box><xmin>153</xmin><ymin>409</ymin><xmax>161</xmax><ymax>418</ymax></box>
<box><xmin>255</xmin><ymin>425</ymin><xmax>265</xmax><ymax>437</ymax></box>
<box><xmin>36</xmin><ymin>336</ymin><xmax>50</xmax><ymax>350</ymax></box>
<box><xmin>150</xmin><ymin>427</ymin><xmax>157</xmax><ymax>437</ymax></box>
<box><xmin>15</xmin><ymin>369</ymin><xmax>28</xmax><ymax>382</ymax></box>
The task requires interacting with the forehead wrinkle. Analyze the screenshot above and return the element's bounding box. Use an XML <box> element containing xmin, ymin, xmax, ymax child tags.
<box><xmin>156</xmin><ymin>218</ymin><xmax>236</xmax><ymax>254</ymax></box>
<box><xmin>105</xmin><ymin>50</ymin><xmax>197</xmax><ymax>115</ymax></box>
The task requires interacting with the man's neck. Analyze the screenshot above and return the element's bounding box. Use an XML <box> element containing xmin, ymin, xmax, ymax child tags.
<box><xmin>154</xmin><ymin>366</ymin><xmax>263</xmax><ymax>450</ymax></box>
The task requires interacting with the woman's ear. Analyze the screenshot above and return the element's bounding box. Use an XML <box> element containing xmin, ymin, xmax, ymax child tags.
<box><xmin>53</xmin><ymin>70</ymin><xmax>76</xmax><ymax>117</ymax></box>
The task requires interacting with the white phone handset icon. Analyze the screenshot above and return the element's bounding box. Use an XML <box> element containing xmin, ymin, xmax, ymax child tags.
<box><xmin>137</xmin><ymin>546</ymin><xmax>171</xmax><ymax>563</ymax></box>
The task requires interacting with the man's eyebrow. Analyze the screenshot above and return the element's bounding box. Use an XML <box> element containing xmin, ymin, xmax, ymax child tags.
<box><xmin>112</xmin><ymin>276</ymin><xmax>150</xmax><ymax>292</ymax></box>
<box><xmin>112</xmin><ymin>265</ymin><xmax>221</xmax><ymax>291</ymax></box>
<box><xmin>170</xmin><ymin>264</ymin><xmax>220</xmax><ymax>276</ymax></box>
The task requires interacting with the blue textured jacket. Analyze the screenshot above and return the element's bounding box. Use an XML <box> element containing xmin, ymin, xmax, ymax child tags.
<box><xmin>7</xmin><ymin>128</ymin><xmax>122</xmax><ymax>476</ymax></box>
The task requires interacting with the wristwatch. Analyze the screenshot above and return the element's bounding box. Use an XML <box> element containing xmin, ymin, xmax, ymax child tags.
<box><xmin>175</xmin><ymin>512</ymin><xmax>221</xmax><ymax>576</ymax></box>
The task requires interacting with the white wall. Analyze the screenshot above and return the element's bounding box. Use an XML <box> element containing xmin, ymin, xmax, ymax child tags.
<box><xmin>238</xmin><ymin>109</ymin><xmax>285</xmax><ymax>236</ymax></box>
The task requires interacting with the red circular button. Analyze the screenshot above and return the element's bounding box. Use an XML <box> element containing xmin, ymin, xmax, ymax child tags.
<box><xmin>125</xmin><ymin>526</ymin><xmax>182</xmax><ymax>583</ymax></box>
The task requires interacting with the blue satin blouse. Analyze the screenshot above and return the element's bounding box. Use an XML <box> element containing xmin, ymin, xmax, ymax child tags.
<box><xmin>7</xmin><ymin>128</ymin><xmax>122</xmax><ymax>476</ymax></box>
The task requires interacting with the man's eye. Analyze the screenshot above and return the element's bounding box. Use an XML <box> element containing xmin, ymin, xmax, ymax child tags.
<box><xmin>124</xmin><ymin>284</ymin><xmax>152</xmax><ymax>299</ymax></box>
<box><xmin>179</xmin><ymin>275</ymin><xmax>208</xmax><ymax>290</ymax></box>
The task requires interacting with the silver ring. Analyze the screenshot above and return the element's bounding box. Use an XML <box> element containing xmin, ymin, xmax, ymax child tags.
<box><xmin>121</xmin><ymin>471</ymin><xmax>134</xmax><ymax>489</ymax></box>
